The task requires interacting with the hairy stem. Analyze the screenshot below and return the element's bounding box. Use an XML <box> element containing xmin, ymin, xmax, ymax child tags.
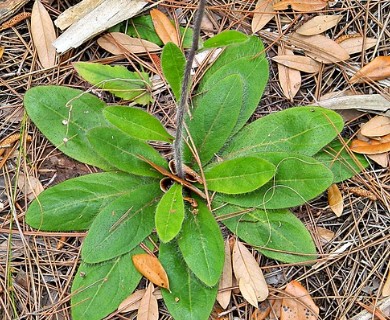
<box><xmin>174</xmin><ymin>0</ymin><xmax>207</xmax><ymax>179</ymax></box>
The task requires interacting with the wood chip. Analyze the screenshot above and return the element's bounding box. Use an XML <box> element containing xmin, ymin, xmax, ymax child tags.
<box><xmin>272</xmin><ymin>54</ymin><xmax>320</xmax><ymax>73</ymax></box>
<box><xmin>350</xmin><ymin>56</ymin><xmax>390</xmax><ymax>83</ymax></box>
<box><xmin>0</xmin><ymin>0</ymin><xmax>29</xmax><ymax>24</ymax></box>
<box><xmin>361</xmin><ymin>116</ymin><xmax>390</xmax><ymax>137</ymax></box>
<box><xmin>338</xmin><ymin>36</ymin><xmax>377</xmax><ymax>55</ymax></box>
<box><xmin>273</xmin><ymin>0</ymin><xmax>328</xmax><ymax>12</ymax></box>
<box><xmin>277</xmin><ymin>47</ymin><xmax>301</xmax><ymax>100</ymax></box>
<box><xmin>252</xmin><ymin>0</ymin><xmax>275</xmax><ymax>33</ymax></box>
<box><xmin>296</xmin><ymin>15</ymin><xmax>342</xmax><ymax>36</ymax></box>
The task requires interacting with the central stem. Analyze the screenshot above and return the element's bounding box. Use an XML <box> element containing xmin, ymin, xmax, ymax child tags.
<box><xmin>174</xmin><ymin>0</ymin><xmax>207</xmax><ymax>179</ymax></box>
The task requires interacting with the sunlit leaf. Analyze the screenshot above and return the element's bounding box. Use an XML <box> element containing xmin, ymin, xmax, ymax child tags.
<box><xmin>252</xmin><ymin>0</ymin><xmax>275</xmax><ymax>33</ymax></box>
<box><xmin>327</xmin><ymin>184</ymin><xmax>343</xmax><ymax>217</ymax></box>
<box><xmin>161</xmin><ymin>42</ymin><xmax>185</xmax><ymax>100</ymax></box>
<box><xmin>274</xmin><ymin>0</ymin><xmax>328</xmax><ymax>12</ymax></box>
<box><xmin>132</xmin><ymin>254</ymin><xmax>170</xmax><ymax>289</ymax></box>
<box><xmin>203</xmin><ymin>30</ymin><xmax>248</xmax><ymax>48</ymax></box>
<box><xmin>138</xmin><ymin>283</ymin><xmax>159</xmax><ymax>320</ymax></box>
<box><xmin>150</xmin><ymin>9</ymin><xmax>179</xmax><ymax>45</ymax></box>
<box><xmin>217</xmin><ymin>239</ymin><xmax>233</xmax><ymax>309</ymax></box>
<box><xmin>350</xmin><ymin>56</ymin><xmax>390</xmax><ymax>83</ymax></box>
<box><xmin>296</xmin><ymin>15</ymin><xmax>342</xmax><ymax>36</ymax></box>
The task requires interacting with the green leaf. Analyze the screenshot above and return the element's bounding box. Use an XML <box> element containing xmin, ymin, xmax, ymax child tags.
<box><xmin>203</xmin><ymin>30</ymin><xmax>248</xmax><ymax>48</ymax></box>
<box><xmin>161</xmin><ymin>42</ymin><xmax>185</xmax><ymax>101</ymax></box>
<box><xmin>73</xmin><ymin>62</ymin><xmax>152</xmax><ymax>104</ymax></box>
<box><xmin>314</xmin><ymin>140</ymin><xmax>369</xmax><ymax>183</ymax></box>
<box><xmin>156</xmin><ymin>183</ymin><xmax>185</xmax><ymax>243</ymax></box>
<box><xmin>222</xmin><ymin>107</ymin><xmax>344</xmax><ymax>159</ymax></box>
<box><xmin>71</xmin><ymin>245</ymin><xmax>147</xmax><ymax>320</ymax></box>
<box><xmin>87</xmin><ymin>126</ymin><xmax>168</xmax><ymax>178</ymax></box>
<box><xmin>204</xmin><ymin>156</ymin><xmax>275</xmax><ymax>194</ymax></box>
<box><xmin>185</xmin><ymin>74</ymin><xmax>244</xmax><ymax>166</ymax></box>
<box><xmin>198</xmin><ymin>36</ymin><xmax>269</xmax><ymax>134</ymax></box>
<box><xmin>159</xmin><ymin>241</ymin><xmax>218</xmax><ymax>320</ymax></box>
<box><xmin>221</xmin><ymin>152</ymin><xmax>334</xmax><ymax>209</ymax></box>
<box><xmin>81</xmin><ymin>181</ymin><xmax>161</xmax><ymax>263</ymax></box>
<box><xmin>177</xmin><ymin>200</ymin><xmax>224</xmax><ymax>286</ymax></box>
<box><xmin>215</xmin><ymin>203</ymin><xmax>317</xmax><ymax>264</ymax></box>
<box><xmin>125</xmin><ymin>15</ymin><xmax>164</xmax><ymax>45</ymax></box>
<box><xmin>26</xmin><ymin>173</ymin><xmax>157</xmax><ymax>231</ymax></box>
<box><xmin>103</xmin><ymin>106</ymin><xmax>173</xmax><ymax>142</ymax></box>
<box><xmin>24</xmin><ymin>86</ymin><xmax>113</xmax><ymax>170</ymax></box>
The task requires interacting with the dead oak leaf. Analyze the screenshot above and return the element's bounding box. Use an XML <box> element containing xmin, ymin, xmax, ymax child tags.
<box><xmin>350</xmin><ymin>56</ymin><xmax>390</xmax><ymax>83</ymax></box>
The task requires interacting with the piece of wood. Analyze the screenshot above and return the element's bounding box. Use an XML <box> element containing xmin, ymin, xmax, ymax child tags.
<box><xmin>53</xmin><ymin>0</ymin><xmax>148</xmax><ymax>53</ymax></box>
<box><xmin>0</xmin><ymin>0</ymin><xmax>29</xmax><ymax>24</ymax></box>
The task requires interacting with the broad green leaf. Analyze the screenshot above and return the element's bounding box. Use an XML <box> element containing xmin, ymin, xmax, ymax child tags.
<box><xmin>71</xmin><ymin>245</ymin><xmax>147</xmax><ymax>320</ymax></box>
<box><xmin>185</xmin><ymin>74</ymin><xmax>244</xmax><ymax>166</ymax></box>
<box><xmin>177</xmin><ymin>200</ymin><xmax>224</xmax><ymax>286</ymax></box>
<box><xmin>222</xmin><ymin>107</ymin><xmax>344</xmax><ymax>160</ymax></box>
<box><xmin>221</xmin><ymin>152</ymin><xmax>334</xmax><ymax>209</ymax></box>
<box><xmin>203</xmin><ymin>30</ymin><xmax>248</xmax><ymax>48</ymax></box>
<box><xmin>125</xmin><ymin>15</ymin><xmax>164</xmax><ymax>45</ymax></box>
<box><xmin>103</xmin><ymin>106</ymin><xmax>173</xmax><ymax>142</ymax></box>
<box><xmin>73</xmin><ymin>62</ymin><xmax>152</xmax><ymax>104</ymax></box>
<box><xmin>87</xmin><ymin>126</ymin><xmax>168</xmax><ymax>178</ymax></box>
<box><xmin>24</xmin><ymin>86</ymin><xmax>112</xmax><ymax>170</ymax></box>
<box><xmin>204</xmin><ymin>157</ymin><xmax>275</xmax><ymax>194</ymax></box>
<box><xmin>215</xmin><ymin>203</ymin><xmax>317</xmax><ymax>264</ymax></box>
<box><xmin>161</xmin><ymin>42</ymin><xmax>185</xmax><ymax>100</ymax></box>
<box><xmin>81</xmin><ymin>181</ymin><xmax>161</xmax><ymax>263</ymax></box>
<box><xmin>314</xmin><ymin>140</ymin><xmax>369</xmax><ymax>183</ymax></box>
<box><xmin>159</xmin><ymin>241</ymin><xmax>218</xmax><ymax>320</ymax></box>
<box><xmin>198</xmin><ymin>36</ymin><xmax>269</xmax><ymax>134</ymax></box>
<box><xmin>26</xmin><ymin>173</ymin><xmax>157</xmax><ymax>231</ymax></box>
<box><xmin>156</xmin><ymin>183</ymin><xmax>185</xmax><ymax>243</ymax></box>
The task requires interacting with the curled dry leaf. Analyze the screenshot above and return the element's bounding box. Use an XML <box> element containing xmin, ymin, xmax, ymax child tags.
<box><xmin>296</xmin><ymin>15</ymin><xmax>342</xmax><ymax>36</ymax></box>
<box><xmin>137</xmin><ymin>283</ymin><xmax>159</xmax><ymax>320</ymax></box>
<box><xmin>273</xmin><ymin>0</ymin><xmax>328</xmax><ymax>12</ymax></box>
<box><xmin>281</xmin><ymin>280</ymin><xmax>319</xmax><ymax>320</ymax></box>
<box><xmin>132</xmin><ymin>254</ymin><xmax>170</xmax><ymax>290</ymax></box>
<box><xmin>150</xmin><ymin>8</ymin><xmax>179</xmax><ymax>46</ymax></box>
<box><xmin>277</xmin><ymin>47</ymin><xmax>301</xmax><ymax>100</ymax></box>
<box><xmin>290</xmin><ymin>33</ymin><xmax>350</xmax><ymax>64</ymax></box>
<box><xmin>350</xmin><ymin>56</ymin><xmax>390</xmax><ymax>83</ymax></box>
<box><xmin>327</xmin><ymin>184</ymin><xmax>343</xmax><ymax>217</ymax></box>
<box><xmin>217</xmin><ymin>238</ymin><xmax>233</xmax><ymax>309</ymax></box>
<box><xmin>232</xmin><ymin>239</ymin><xmax>269</xmax><ymax>308</ymax></box>
<box><xmin>361</xmin><ymin>116</ymin><xmax>390</xmax><ymax>137</ymax></box>
<box><xmin>337</xmin><ymin>36</ymin><xmax>377</xmax><ymax>55</ymax></box>
<box><xmin>119</xmin><ymin>288</ymin><xmax>162</xmax><ymax>313</ymax></box>
<box><xmin>97</xmin><ymin>32</ymin><xmax>161</xmax><ymax>55</ymax></box>
<box><xmin>31</xmin><ymin>0</ymin><xmax>56</xmax><ymax>69</ymax></box>
<box><xmin>317</xmin><ymin>227</ymin><xmax>335</xmax><ymax>244</ymax></box>
<box><xmin>350</xmin><ymin>137</ymin><xmax>390</xmax><ymax>155</ymax></box>
<box><xmin>17</xmin><ymin>174</ymin><xmax>44</xmax><ymax>201</ymax></box>
<box><xmin>272</xmin><ymin>55</ymin><xmax>320</xmax><ymax>73</ymax></box>
<box><xmin>252</xmin><ymin>0</ymin><xmax>275</xmax><ymax>33</ymax></box>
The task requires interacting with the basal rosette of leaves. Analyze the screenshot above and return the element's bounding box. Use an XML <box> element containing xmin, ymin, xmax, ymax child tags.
<box><xmin>23</xmin><ymin>31</ymin><xmax>368</xmax><ymax>320</ymax></box>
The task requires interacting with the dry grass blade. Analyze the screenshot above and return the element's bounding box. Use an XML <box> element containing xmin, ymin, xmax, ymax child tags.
<box><xmin>277</xmin><ymin>47</ymin><xmax>301</xmax><ymax>100</ymax></box>
<box><xmin>350</xmin><ymin>56</ymin><xmax>390</xmax><ymax>83</ymax></box>
<box><xmin>150</xmin><ymin>8</ymin><xmax>179</xmax><ymax>46</ymax></box>
<box><xmin>97</xmin><ymin>32</ymin><xmax>161</xmax><ymax>55</ymax></box>
<box><xmin>296</xmin><ymin>15</ymin><xmax>342</xmax><ymax>35</ymax></box>
<box><xmin>272</xmin><ymin>54</ymin><xmax>320</xmax><ymax>73</ymax></box>
<box><xmin>273</xmin><ymin>0</ymin><xmax>328</xmax><ymax>12</ymax></box>
<box><xmin>361</xmin><ymin>116</ymin><xmax>390</xmax><ymax>137</ymax></box>
<box><xmin>137</xmin><ymin>283</ymin><xmax>159</xmax><ymax>320</ymax></box>
<box><xmin>217</xmin><ymin>238</ymin><xmax>233</xmax><ymax>309</ymax></box>
<box><xmin>31</xmin><ymin>0</ymin><xmax>56</xmax><ymax>69</ymax></box>
<box><xmin>337</xmin><ymin>36</ymin><xmax>377</xmax><ymax>55</ymax></box>
<box><xmin>251</xmin><ymin>0</ymin><xmax>275</xmax><ymax>33</ymax></box>
<box><xmin>327</xmin><ymin>184</ymin><xmax>343</xmax><ymax>217</ymax></box>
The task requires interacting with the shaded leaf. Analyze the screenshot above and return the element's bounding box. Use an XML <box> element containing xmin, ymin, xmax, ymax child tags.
<box><xmin>217</xmin><ymin>239</ymin><xmax>233</xmax><ymax>309</ymax></box>
<box><xmin>350</xmin><ymin>138</ymin><xmax>390</xmax><ymax>155</ymax></box>
<box><xmin>327</xmin><ymin>184</ymin><xmax>343</xmax><ymax>217</ymax></box>
<box><xmin>125</xmin><ymin>15</ymin><xmax>164</xmax><ymax>46</ymax></box>
<box><xmin>277</xmin><ymin>47</ymin><xmax>301</xmax><ymax>100</ymax></box>
<box><xmin>150</xmin><ymin>9</ymin><xmax>178</xmax><ymax>45</ymax></box>
<box><xmin>155</xmin><ymin>183</ymin><xmax>185</xmax><ymax>243</ymax></box>
<box><xmin>73</xmin><ymin>62</ymin><xmax>152</xmax><ymax>104</ymax></box>
<box><xmin>274</xmin><ymin>0</ymin><xmax>328</xmax><ymax>12</ymax></box>
<box><xmin>138</xmin><ymin>283</ymin><xmax>159</xmax><ymax>320</ymax></box>
<box><xmin>337</xmin><ymin>36</ymin><xmax>377</xmax><ymax>55</ymax></box>
<box><xmin>252</xmin><ymin>0</ymin><xmax>275</xmax><ymax>33</ymax></box>
<box><xmin>118</xmin><ymin>288</ymin><xmax>162</xmax><ymax>313</ymax></box>
<box><xmin>232</xmin><ymin>239</ymin><xmax>269</xmax><ymax>307</ymax></box>
<box><xmin>203</xmin><ymin>30</ymin><xmax>248</xmax><ymax>48</ymax></box>
<box><xmin>296</xmin><ymin>15</ymin><xmax>342</xmax><ymax>36</ymax></box>
<box><xmin>103</xmin><ymin>106</ymin><xmax>173</xmax><ymax>142</ymax></box>
<box><xmin>31</xmin><ymin>0</ymin><xmax>56</xmax><ymax>68</ymax></box>
<box><xmin>361</xmin><ymin>116</ymin><xmax>390</xmax><ymax>137</ymax></box>
<box><xmin>133</xmin><ymin>254</ymin><xmax>169</xmax><ymax>290</ymax></box>
<box><xmin>272</xmin><ymin>54</ymin><xmax>320</xmax><ymax>73</ymax></box>
<box><xmin>350</xmin><ymin>56</ymin><xmax>390</xmax><ymax>83</ymax></box>
<box><xmin>178</xmin><ymin>200</ymin><xmax>224</xmax><ymax>286</ymax></box>
<box><xmin>204</xmin><ymin>156</ymin><xmax>275</xmax><ymax>194</ymax></box>
<box><xmin>215</xmin><ymin>203</ymin><xmax>317</xmax><ymax>264</ymax></box>
<box><xmin>161</xmin><ymin>42</ymin><xmax>185</xmax><ymax>101</ymax></box>
<box><xmin>17</xmin><ymin>174</ymin><xmax>43</xmax><ymax>201</ymax></box>
<box><xmin>160</xmin><ymin>241</ymin><xmax>218</xmax><ymax>320</ymax></box>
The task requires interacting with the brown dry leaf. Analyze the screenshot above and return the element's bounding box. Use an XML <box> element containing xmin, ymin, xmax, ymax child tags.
<box><xmin>119</xmin><ymin>288</ymin><xmax>162</xmax><ymax>313</ymax></box>
<box><xmin>350</xmin><ymin>138</ymin><xmax>390</xmax><ymax>155</ymax></box>
<box><xmin>137</xmin><ymin>283</ymin><xmax>158</xmax><ymax>320</ymax></box>
<box><xmin>277</xmin><ymin>47</ymin><xmax>301</xmax><ymax>100</ymax></box>
<box><xmin>252</xmin><ymin>0</ymin><xmax>275</xmax><ymax>33</ymax></box>
<box><xmin>338</xmin><ymin>36</ymin><xmax>377</xmax><ymax>55</ymax></box>
<box><xmin>347</xmin><ymin>187</ymin><xmax>377</xmax><ymax>201</ymax></box>
<box><xmin>150</xmin><ymin>8</ymin><xmax>179</xmax><ymax>46</ymax></box>
<box><xmin>132</xmin><ymin>254</ymin><xmax>170</xmax><ymax>290</ymax></box>
<box><xmin>383</xmin><ymin>267</ymin><xmax>390</xmax><ymax>297</ymax></box>
<box><xmin>317</xmin><ymin>227</ymin><xmax>335</xmax><ymax>244</ymax></box>
<box><xmin>361</xmin><ymin>116</ymin><xmax>390</xmax><ymax>137</ymax></box>
<box><xmin>269</xmin><ymin>298</ymin><xmax>282</xmax><ymax>320</ymax></box>
<box><xmin>290</xmin><ymin>33</ymin><xmax>349</xmax><ymax>64</ymax></box>
<box><xmin>297</xmin><ymin>15</ymin><xmax>342</xmax><ymax>36</ymax></box>
<box><xmin>327</xmin><ymin>184</ymin><xmax>343</xmax><ymax>217</ymax></box>
<box><xmin>272</xmin><ymin>54</ymin><xmax>320</xmax><ymax>73</ymax></box>
<box><xmin>31</xmin><ymin>0</ymin><xmax>56</xmax><ymax>69</ymax></box>
<box><xmin>251</xmin><ymin>300</ymin><xmax>272</xmax><ymax>319</ymax></box>
<box><xmin>232</xmin><ymin>239</ymin><xmax>269</xmax><ymax>308</ymax></box>
<box><xmin>350</xmin><ymin>56</ymin><xmax>390</xmax><ymax>83</ymax></box>
<box><xmin>367</xmin><ymin>153</ymin><xmax>389</xmax><ymax>168</ymax></box>
<box><xmin>17</xmin><ymin>174</ymin><xmax>44</xmax><ymax>201</ymax></box>
<box><xmin>0</xmin><ymin>46</ymin><xmax>4</xmax><ymax>59</ymax></box>
<box><xmin>97</xmin><ymin>32</ymin><xmax>160</xmax><ymax>55</ymax></box>
<box><xmin>281</xmin><ymin>280</ymin><xmax>319</xmax><ymax>320</ymax></box>
<box><xmin>273</xmin><ymin>0</ymin><xmax>328</xmax><ymax>12</ymax></box>
<box><xmin>217</xmin><ymin>238</ymin><xmax>233</xmax><ymax>309</ymax></box>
